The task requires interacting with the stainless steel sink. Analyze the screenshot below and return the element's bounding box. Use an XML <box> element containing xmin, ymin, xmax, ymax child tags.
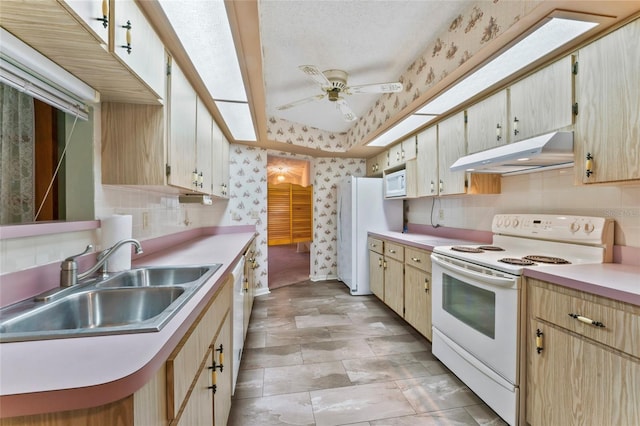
<box><xmin>95</xmin><ymin>266</ymin><xmax>213</xmax><ymax>288</ymax></box>
<box><xmin>0</xmin><ymin>264</ymin><xmax>222</xmax><ymax>342</ymax></box>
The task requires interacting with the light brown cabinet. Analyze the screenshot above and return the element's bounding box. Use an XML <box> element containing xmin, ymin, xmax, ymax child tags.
<box><xmin>466</xmin><ymin>90</ymin><xmax>508</xmax><ymax>154</ymax></box>
<box><xmin>243</xmin><ymin>240</ymin><xmax>257</xmax><ymax>339</ymax></box>
<box><xmin>415</xmin><ymin>126</ymin><xmax>439</xmax><ymax>197</ymax></box>
<box><xmin>368</xmin><ymin>237</ymin><xmax>385</xmax><ymax>299</ymax></box>
<box><xmin>526</xmin><ymin>278</ymin><xmax>640</xmax><ymax>426</ymax></box>
<box><xmin>403</xmin><ymin>246</ymin><xmax>432</xmax><ymax>340</ymax></box>
<box><xmin>111</xmin><ymin>0</ymin><xmax>165</xmax><ymax>98</ymax></box>
<box><xmin>382</xmin><ymin>241</ymin><xmax>405</xmax><ymax>317</ymax></box>
<box><xmin>437</xmin><ymin>112</ymin><xmax>467</xmax><ymax>195</ymax></box>
<box><xmin>366</xmin><ymin>152</ymin><xmax>386</xmax><ymax>177</ymax></box>
<box><xmin>575</xmin><ymin>18</ymin><xmax>640</xmax><ymax>184</ymax></box>
<box><xmin>510</xmin><ymin>56</ymin><xmax>573</xmax><ymax>143</ymax></box>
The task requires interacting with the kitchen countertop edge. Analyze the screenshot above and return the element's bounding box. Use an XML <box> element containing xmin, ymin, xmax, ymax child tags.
<box><xmin>0</xmin><ymin>231</ymin><xmax>256</xmax><ymax>419</ymax></box>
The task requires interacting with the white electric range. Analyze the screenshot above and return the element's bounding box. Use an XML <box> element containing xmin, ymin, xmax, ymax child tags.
<box><xmin>430</xmin><ymin>214</ymin><xmax>614</xmax><ymax>425</ymax></box>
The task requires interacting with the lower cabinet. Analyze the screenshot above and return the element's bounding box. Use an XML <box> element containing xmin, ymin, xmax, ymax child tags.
<box><xmin>526</xmin><ymin>279</ymin><xmax>640</xmax><ymax>426</ymax></box>
<box><xmin>167</xmin><ymin>275</ymin><xmax>233</xmax><ymax>426</ymax></box>
<box><xmin>367</xmin><ymin>236</ymin><xmax>433</xmax><ymax>341</ymax></box>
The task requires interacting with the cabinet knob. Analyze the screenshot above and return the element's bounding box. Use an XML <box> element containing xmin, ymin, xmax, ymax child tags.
<box><xmin>585</xmin><ymin>152</ymin><xmax>594</xmax><ymax>178</ymax></box>
<box><xmin>120</xmin><ymin>20</ymin><xmax>132</xmax><ymax>54</ymax></box>
<box><xmin>96</xmin><ymin>0</ymin><xmax>109</xmax><ymax>28</ymax></box>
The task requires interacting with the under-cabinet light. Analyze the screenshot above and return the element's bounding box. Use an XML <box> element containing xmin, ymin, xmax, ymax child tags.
<box><xmin>366</xmin><ymin>114</ymin><xmax>436</xmax><ymax>147</ymax></box>
<box><xmin>417</xmin><ymin>17</ymin><xmax>598</xmax><ymax>115</ymax></box>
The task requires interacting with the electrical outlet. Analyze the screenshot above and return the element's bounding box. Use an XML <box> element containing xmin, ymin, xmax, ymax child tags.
<box><xmin>142</xmin><ymin>212</ymin><xmax>149</xmax><ymax>230</ymax></box>
<box><xmin>439</xmin><ymin>209</ymin><xmax>445</xmax><ymax>220</ymax></box>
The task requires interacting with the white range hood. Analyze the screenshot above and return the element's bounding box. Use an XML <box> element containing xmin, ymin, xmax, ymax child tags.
<box><xmin>450</xmin><ymin>131</ymin><xmax>574</xmax><ymax>175</ymax></box>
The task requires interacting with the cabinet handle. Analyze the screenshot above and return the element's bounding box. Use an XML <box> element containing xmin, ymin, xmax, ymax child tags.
<box><xmin>207</xmin><ymin>369</ymin><xmax>217</xmax><ymax>394</ymax></box>
<box><xmin>568</xmin><ymin>313</ymin><xmax>605</xmax><ymax>328</ymax></box>
<box><xmin>496</xmin><ymin>123</ymin><xmax>502</xmax><ymax>141</ymax></box>
<box><xmin>96</xmin><ymin>0</ymin><xmax>109</xmax><ymax>28</ymax></box>
<box><xmin>439</xmin><ymin>179</ymin><xmax>443</xmax><ymax>193</ymax></box>
<box><xmin>120</xmin><ymin>20</ymin><xmax>132</xmax><ymax>54</ymax></box>
<box><xmin>216</xmin><ymin>343</ymin><xmax>225</xmax><ymax>369</ymax></box>
<box><xmin>430</xmin><ymin>180</ymin><xmax>435</xmax><ymax>194</ymax></box>
<box><xmin>378</xmin><ymin>258</ymin><xmax>383</xmax><ymax>267</ymax></box>
<box><xmin>243</xmin><ymin>277</ymin><xmax>249</xmax><ymax>292</ymax></box>
<box><xmin>411</xmin><ymin>257</ymin><xmax>421</xmax><ymax>263</ymax></box>
<box><xmin>535</xmin><ymin>329</ymin><xmax>543</xmax><ymax>354</ymax></box>
<box><xmin>424</xmin><ymin>277</ymin><xmax>429</xmax><ymax>293</ymax></box>
<box><xmin>383</xmin><ymin>260</ymin><xmax>387</xmax><ymax>269</ymax></box>
<box><xmin>585</xmin><ymin>153</ymin><xmax>594</xmax><ymax>178</ymax></box>
<box><xmin>388</xmin><ymin>249</ymin><xmax>396</xmax><ymax>254</ymax></box>
<box><xmin>513</xmin><ymin>116</ymin><xmax>519</xmax><ymax>136</ymax></box>
<box><xmin>192</xmin><ymin>169</ymin><xmax>198</xmax><ymax>186</ymax></box>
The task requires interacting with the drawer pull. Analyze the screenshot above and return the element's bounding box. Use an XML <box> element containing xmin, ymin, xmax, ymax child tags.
<box><xmin>424</xmin><ymin>277</ymin><xmax>429</xmax><ymax>293</ymax></box>
<box><xmin>388</xmin><ymin>249</ymin><xmax>396</xmax><ymax>254</ymax></box>
<box><xmin>536</xmin><ymin>329</ymin><xmax>544</xmax><ymax>354</ymax></box>
<box><xmin>568</xmin><ymin>313</ymin><xmax>605</xmax><ymax>328</ymax></box>
<box><xmin>411</xmin><ymin>257</ymin><xmax>421</xmax><ymax>263</ymax></box>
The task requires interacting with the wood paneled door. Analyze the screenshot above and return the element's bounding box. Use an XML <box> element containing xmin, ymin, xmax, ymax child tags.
<box><xmin>267</xmin><ymin>183</ymin><xmax>313</xmax><ymax>246</ymax></box>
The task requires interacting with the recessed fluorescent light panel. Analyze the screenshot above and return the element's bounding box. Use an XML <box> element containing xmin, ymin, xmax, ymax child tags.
<box><xmin>417</xmin><ymin>17</ymin><xmax>598</xmax><ymax>115</ymax></box>
<box><xmin>159</xmin><ymin>0</ymin><xmax>256</xmax><ymax>141</ymax></box>
<box><xmin>215</xmin><ymin>101</ymin><xmax>257</xmax><ymax>141</ymax></box>
<box><xmin>367</xmin><ymin>114</ymin><xmax>436</xmax><ymax>147</ymax></box>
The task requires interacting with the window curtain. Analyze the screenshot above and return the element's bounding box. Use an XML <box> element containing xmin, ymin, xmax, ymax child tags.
<box><xmin>0</xmin><ymin>83</ymin><xmax>35</xmax><ymax>224</ymax></box>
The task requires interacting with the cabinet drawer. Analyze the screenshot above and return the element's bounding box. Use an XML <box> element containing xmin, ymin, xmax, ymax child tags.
<box><xmin>368</xmin><ymin>237</ymin><xmax>384</xmax><ymax>254</ymax></box>
<box><xmin>528</xmin><ymin>279</ymin><xmax>640</xmax><ymax>359</ymax></box>
<box><xmin>166</xmin><ymin>276</ymin><xmax>232</xmax><ymax>420</ymax></box>
<box><xmin>384</xmin><ymin>242</ymin><xmax>404</xmax><ymax>262</ymax></box>
<box><xmin>405</xmin><ymin>247</ymin><xmax>431</xmax><ymax>272</ymax></box>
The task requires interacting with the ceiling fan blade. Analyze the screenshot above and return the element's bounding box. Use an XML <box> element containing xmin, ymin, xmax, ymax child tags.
<box><xmin>335</xmin><ymin>98</ymin><xmax>357</xmax><ymax>122</ymax></box>
<box><xmin>298</xmin><ymin>65</ymin><xmax>332</xmax><ymax>88</ymax></box>
<box><xmin>276</xmin><ymin>94</ymin><xmax>326</xmax><ymax>111</ymax></box>
<box><xmin>347</xmin><ymin>82</ymin><xmax>403</xmax><ymax>94</ymax></box>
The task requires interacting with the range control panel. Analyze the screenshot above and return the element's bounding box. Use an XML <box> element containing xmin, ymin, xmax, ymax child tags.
<box><xmin>492</xmin><ymin>214</ymin><xmax>614</xmax><ymax>245</ymax></box>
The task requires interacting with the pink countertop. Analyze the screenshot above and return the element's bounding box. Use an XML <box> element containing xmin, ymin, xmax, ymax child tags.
<box><xmin>0</xmin><ymin>231</ymin><xmax>255</xmax><ymax>418</ymax></box>
<box><xmin>369</xmin><ymin>231</ymin><xmax>640</xmax><ymax>306</ymax></box>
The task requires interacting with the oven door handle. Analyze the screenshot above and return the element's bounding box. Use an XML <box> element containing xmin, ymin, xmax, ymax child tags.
<box><xmin>432</xmin><ymin>256</ymin><xmax>516</xmax><ymax>288</ymax></box>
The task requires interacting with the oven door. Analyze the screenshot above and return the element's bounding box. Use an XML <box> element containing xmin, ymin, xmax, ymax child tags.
<box><xmin>431</xmin><ymin>253</ymin><xmax>520</xmax><ymax>384</ymax></box>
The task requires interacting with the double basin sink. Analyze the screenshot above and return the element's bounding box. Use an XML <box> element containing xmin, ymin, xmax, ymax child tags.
<box><xmin>0</xmin><ymin>264</ymin><xmax>222</xmax><ymax>343</ymax></box>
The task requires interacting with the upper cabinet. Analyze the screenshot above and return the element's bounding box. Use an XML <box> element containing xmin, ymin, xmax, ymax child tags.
<box><xmin>437</xmin><ymin>112</ymin><xmax>467</xmax><ymax>196</ymax></box>
<box><xmin>509</xmin><ymin>56</ymin><xmax>574</xmax><ymax>142</ymax></box>
<box><xmin>575</xmin><ymin>18</ymin><xmax>640</xmax><ymax>184</ymax></box>
<box><xmin>168</xmin><ymin>60</ymin><xmax>199</xmax><ymax>192</ymax></box>
<box><xmin>466</xmin><ymin>90</ymin><xmax>508</xmax><ymax>154</ymax></box>
<box><xmin>387</xmin><ymin>136</ymin><xmax>417</xmax><ymax>169</ymax></box>
<box><xmin>415</xmin><ymin>126</ymin><xmax>439</xmax><ymax>197</ymax></box>
<box><xmin>211</xmin><ymin>124</ymin><xmax>230</xmax><ymax>198</ymax></box>
<box><xmin>62</xmin><ymin>0</ymin><xmax>109</xmax><ymax>45</ymax></box>
<box><xmin>0</xmin><ymin>0</ymin><xmax>164</xmax><ymax>104</ymax></box>
<box><xmin>196</xmin><ymin>97</ymin><xmax>214</xmax><ymax>194</ymax></box>
<box><xmin>111</xmin><ymin>0</ymin><xmax>165</xmax><ymax>98</ymax></box>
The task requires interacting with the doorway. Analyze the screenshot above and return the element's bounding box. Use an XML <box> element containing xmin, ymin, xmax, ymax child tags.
<box><xmin>266</xmin><ymin>156</ymin><xmax>312</xmax><ymax>289</ymax></box>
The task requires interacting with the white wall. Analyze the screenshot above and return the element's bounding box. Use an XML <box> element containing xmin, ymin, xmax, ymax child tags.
<box><xmin>407</xmin><ymin>167</ymin><xmax>640</xmax><ymax>247</ymax></box>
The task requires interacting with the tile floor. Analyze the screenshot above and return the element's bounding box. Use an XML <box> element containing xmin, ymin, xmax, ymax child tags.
<box><xmin>228</xmin><ymin>280</ymin><xmax>507</xmax><ymax>426</ymax></box>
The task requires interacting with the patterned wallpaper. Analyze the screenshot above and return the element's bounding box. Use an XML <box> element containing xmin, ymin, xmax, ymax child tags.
<box><xmin>310</xmin><ymin>157</ymin><xmax>367</xmax><ymax>280</ymax></box>
<box><xmin>227</xmin><ymin>145</ymin><xmax>367</xmax><ymax>287</ymax></box>
<box><xmin>266</xmin><ymin>0</ymin><xmax>537</xmax><ymax>152</ymax></box>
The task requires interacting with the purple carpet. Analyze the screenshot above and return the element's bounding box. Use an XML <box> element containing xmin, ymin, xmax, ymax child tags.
<box><xmin>268</xmin><ymin>244</ymin><xmax>310</xmax><ymax>289</ymax></box>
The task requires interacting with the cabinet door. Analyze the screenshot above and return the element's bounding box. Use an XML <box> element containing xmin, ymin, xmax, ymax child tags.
<box><xmin>177</xmin><ymin>348</ymin><xmax>214</xmax><ymax>426</ymax></box>
<box><xmin>416</xmin><ymin>126</ymin><xmax>438</xmax><ymax>197</ymax></box>
<box><xmin>213</xmin><ymin>315</ymin><xmax>232</xmax><ymax>426</ymax></box>
<box><xmin>510</xmin><ymin>56</ymin><xmax>573</xmax><ymax>143</ymax></box>
<box><xmin>62</xmin><ymin>0</ymin><xmax>109</xmax><ymax>44</ymax></box>
<box><xmin>466</xmin><ymin>90</ymin><xmax>508</xmax><ymax>153</ymax></box>
<box><xmin>527</xmin><ymin>320</ymin><xmax>640</xmax><ymax>426</ymax></box>
<box><xmin>437</xmin><ymin>112</ymin><xmax>466</xmax><ymax>195</ymax></box>
<box><xmin>168</xmin><ymin>61</ymin><xmax>197</xmax><ymax>191</ymax></box>
<box><xmin>404</xmin><ymin>265</ymin><xmax>431</xmax><ymax>340</ymax></box>
<box><xmin>196</xmin><ymin>97</ymin><xmax>213</xmax><ymax>194</ymax></box>
<box><xmin>368</xmin><ymin>250</ymin><xmax>384</xmax><ymax>300</ymax></box>
<box><xmin>387</xmin><ymin>144</ymin><xmax>402</xmax><ymax>169</ymax></box>
<box><xmin>402</xmin><ymin>136</ymin><xmax>417</xmax><ymax>162</ymax></box>
<box><xmin>575</xmin><ymin>19</ymin><xmax>640</xmax><ymax>183</ymax></box>
<box><xmin>383</xmin><ymin>257</ymin><xmax>404</xmax><ymax>317</ymax></box>
<box><xmin>366</xmin><ymin>155</ymin><xmax>382</xmax><ymax>176</ymax></box>
<box><xmin>211</xmin><ymin>122</ymin><xmax>229</xmax><ymax>198</ymax></box>
<box><xmin>112</xmin><ymin>0</ymin><xmax>165</xmax><ymax>97</ymax></box>
<box><xmin>220</xmin><ymin>133</ymin><xmax>230</xmax><ymax>198</ymax></box>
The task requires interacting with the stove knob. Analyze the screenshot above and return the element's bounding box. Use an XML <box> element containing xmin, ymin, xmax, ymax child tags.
<box><xmin>584</xmin><ymin>222</ymin><xmax>595</xmax><ymax>234</ymax></box>
<box><xmin>512</xmin><ymin>218</ymin><xmax>520</xmax><ymax>228</ymax></box>
<box><xmin>496</xmin><ymin>218</ymin><xmax>503</xmax><ymax>228</ymax></box>
<box><xmin>570</xmin><ymin>222</ymin><xmax>580</xmax><ymax>233</ymax></box>
<box><xmin>505</xmin><ymin>218</ymin><xmax>511</xmax><ymax>227</ymax></box>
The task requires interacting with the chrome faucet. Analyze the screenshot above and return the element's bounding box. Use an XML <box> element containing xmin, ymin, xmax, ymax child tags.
<box><xmin>60</xmin><ymin>239</ymin><xmax>143</xmax><ymax>287</ymax></box>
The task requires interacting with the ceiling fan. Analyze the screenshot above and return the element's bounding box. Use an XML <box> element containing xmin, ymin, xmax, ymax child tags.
<box><xmin>276</xmin><ymin>65</ymin><xmax>403</xmax><ymax>122</ymax></box>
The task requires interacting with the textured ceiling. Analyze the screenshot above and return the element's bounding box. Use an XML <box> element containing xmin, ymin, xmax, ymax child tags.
<box><xmin>260</xmin><ymin>0</ymin><xmax>472</xmax><ymax>134</ymax></box>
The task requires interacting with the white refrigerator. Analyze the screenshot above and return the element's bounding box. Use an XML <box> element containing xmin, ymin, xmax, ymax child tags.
<box><xmin>337</xmin><ymin>176</ymin><xmax>402</xmax><ymax>295</ymax></box>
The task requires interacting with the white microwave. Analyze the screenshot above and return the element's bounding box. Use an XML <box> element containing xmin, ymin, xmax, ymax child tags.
<box><xmin>384</xmin><ymin>169</ymin><xmax>407</xmax><ymax>198</ymax></box>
